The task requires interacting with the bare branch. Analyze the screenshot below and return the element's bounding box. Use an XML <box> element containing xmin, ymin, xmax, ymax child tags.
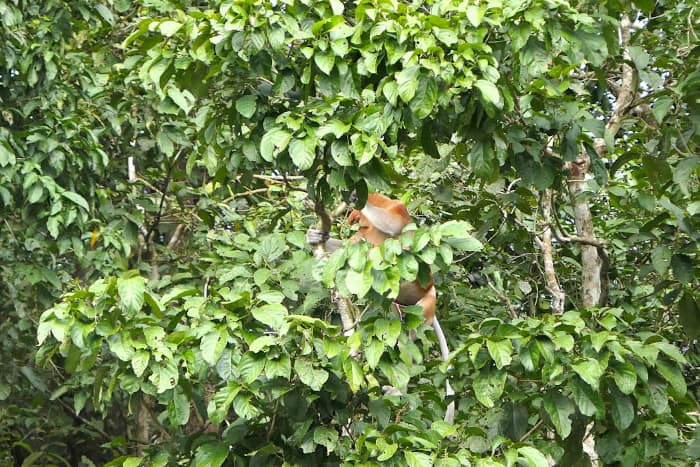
<box><xmin>538</xmin><ymin>190</ymin><xmax>565</xmax><ymax>314</ymax></box>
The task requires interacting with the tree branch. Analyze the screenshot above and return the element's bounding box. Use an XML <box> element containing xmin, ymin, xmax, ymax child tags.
<box><xmin>538</xmin><ymin>190</ymin><xmax>565</xmax><ymax>314</ymax></box>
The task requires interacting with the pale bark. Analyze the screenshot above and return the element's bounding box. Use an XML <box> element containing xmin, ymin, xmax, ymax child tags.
<box><xmin>565</xmin><ymin>14</ymin><xmax>635</xmax><ymax>309</ymax></box>
<box><xmin>311</xmin><ymin>200</ymin><xmax>357</xmax><ymax>336</ymax></box>
<box><xmin>538</xmin><ymin>189</ymin><xmax>565</xmax><ymax>314</ymax></box>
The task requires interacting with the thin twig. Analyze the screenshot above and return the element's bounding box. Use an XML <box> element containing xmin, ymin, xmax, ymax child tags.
<box><xmin>519</xmin><ymin>418</ymin><xmax>544</xmax><ymax>442</ymax></box>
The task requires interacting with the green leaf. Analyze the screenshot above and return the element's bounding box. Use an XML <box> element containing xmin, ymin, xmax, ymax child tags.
<box><xmin>149</xmin><ymin>360</ymin><xmax>179</xmax><ymax>393</ymax></box>
<box><xmin>239</xmin><ymin>352</ymin><xmax>266</xmax><ymax>384</ymax></box>
<box><xmin>613</xmin><ymin>362</ymin><xmax>637</xmax><ymax>395</ymax></box>
<box><xmin>314</xmin><ymin>51</ymin><xmax>335</xmax><ymax>75</ymax></box>
<box><xmin>466</xmin><ymin>5</ymin><xmax>485</xmax><ymax>27</ymax></box>
<box><xmin>648</xmin><ymin>378</ymin><xmax>669</xmax><ymax>414</ymax></box>
<box><xmin>364</xmin><ymin>338</ymin><xmax>384</xmax><ymax>369</ymax></box>
<box><xmin>95</xmin><ymin>4</ymin><xmax>115</xmax><ymax>25</ymax></box>
<box><xmin>655</xmin><ymin>359</ymin><xmax>686</xmax><ymax>397</ymax></box>
<box><xmin>543</xmin><ymin>392</ymin><xmax>575</xmax><ymax>438</ymax></box>
<box><xmin>404</xmin><ymin>451</ymin><xmax>434</xmax><ymax>467</ymax></box>
<box><xmin>0</xmin><ymin>141</ymin><xmax>16</xmax><ymax>167</ymax></box>
<box><xmin>193</xmin><ymin>442</ymin><xmax>228</xmax><ymax>467</ymax></box>
<box><xmin>169</xmin><ymin>391</ymin><xmax>191</xmax><ymax>426</ymax></box>
<box><xmin>652</xmin><ymin>95</ymin><xmax>673</xmax><ymax>124</ymax></box>
<box><xmin>236</xmin><ymin>95</ymin><xmax>257</xmax><ymax>118</ymax></box>
<box><xmin>382</xmin><ymin>80</ymin><xmax>399</xmax><ymax>106</ymax></box>
<box><xmin>108</xmin><ymin>333</ymin><xmax>135</xmax><ymax>361</ymax></box>
<box><xmin>117</xmin><ymin>275</ymin><xmax>145</xmax><ymax>315</ymax></box>
<box><xmin>651</xmin><ymin>246</ymin><xmax>672</xmax><ymax>275</ymax></box>
<box><xmin>159</xmin><ymin>20</ymin><xmax>182</xmax><ymax>37</ymax></box>
<box><xmin>517</xmin><ymin>446</ymin><xmax>548</xmax><ymax>467</ymax></box>
<box><xmin>672</xmin><ymin>156</ymin><xmax>700</xmax><ymax>198</ymax></box>
<box><xmin>409</xmin><ymin>76</ymin><xmax>438</xmax><ymax>119</ymax></box>
<box><xmin>331</xmin><ymin>140</ymin><xmax>353</xmax><ymax>166</ymax></box>
<box><xmin>628</xmin><ymin>45</ymin><xmax>650</xmax><ymax>70</ymax></box>
<box><xmin>396</xmin><ymin>66</ymin><xmax>420</xmax><ymax>103</ymax></box>
<box><xmin>313</xmin><ymin>426</ymin><xmax>339</xmax><ymax>454</ymax></box>
<box><xmin>500</xmin><ymin>402</ymin><xmax>529</xmax><ymax>441</ymax></box>
<box><xmin>260</xmin><ymin>128</ymin><xmax>292</xmax><ymax>162</ymax></box>
<box><xmin>200</xmin><ymin>328</ymin><xmax>227</xmax><ymax>365</ymax></box>
<box><xmin>571</xmin><ymin>358</ymin><xmax>604</xmax><ymax>390</ymax></box>
<box><xmin>679</xmin><ymin>293</ymin><xmax>700</xmax><ymax>339</ymax></box>
<box><xmin>131</xmin><ymin>351</ymin><xmax>150</xmax><ymax>377</ymax></box>
<box><xmin>233</xmin><ymin>394</ymin><xmax>260</xmax><ymax>419</ymax></box>
<box><xmin>345</xmin><ymin>267</ymin><xmax>372</xmax><ymax>297</ymax></box>
<box><xmin>611</xmin><ymin>390</ymin><xmax>635</xmax><ymax>431</ymax></box>
<box><xmin>318</xmin><ymin>120</ymin><xmax>351</xmax><ymax>139</ymax></box>
<box><xmin>632</xmin><ymin>0</ymin><xmax>654</xmax><ymax>14</ymax></box>
<box><xmin>655</xmin><ymin>342</ymin><xmax>687</xmax><ymax>365</ymax></box>
<box><xmin>377</xmin><ymin>438</ymin><xmax>399</xmax><ymax>461</ymax></box>
<box><xmin>60</xmin><ymin>191</ymin><xmax>89</xmax><ymax>211</ymax></box>
<box><xmin>46</xmin><ymin>216</ymin><xmax>60</xmax><ymax>239</ymax></box>
<box><xmin>473</xmin><ymin>366</ymin><xmax>506</xmax><ymax>408</ymax></box>
<box><xmin>251</xmin><ymin>303</ymin><xmax>288</xmax><ymax>330</ymax></box>
<box><xmin>571</xmin><ymin>379</ymin><xmax>603</xmax><ymax>417</ymax></box>
<box><xmin>486</xmin><ymin>339</ymin><xmax>513</xmax><ymax>369</ymax></box>
<box><xmin>288</xmin><ymin>136</ymin><xmax>316</xmax><ymax>171</ymax></box>
<box><xmin>265</xmin><ymin>354</ymin><xmax>291</xmax><ymax>380</ymax></box>
<box><xmin>167</xmin><ymin>87</ymin><xmax>195</xmax><ymax>114</ymax></box>
<box><xmin>344</xmin><ymin>358</ymin><xmax>365</xmax><ymax>392</ymax></box>
<box><xmin>671</xmin><ymin>254</ymin><xmax>694</xmax><ymax>284</ymax></box>
<box><xmin>295</xmin><ymin>358</ymin><xmax>329</xmax><ymax>391</ymax></box>
<box><xmin>474</xmin><ymin>80</ymin><xmax>503</xmax><ymax>109</ymax></box>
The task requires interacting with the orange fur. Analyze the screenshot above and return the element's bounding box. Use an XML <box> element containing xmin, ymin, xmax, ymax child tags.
<box><xmin>348</xmin><ymin>193</ymin><xmax>436</xmax><ymax>323</ymax></box>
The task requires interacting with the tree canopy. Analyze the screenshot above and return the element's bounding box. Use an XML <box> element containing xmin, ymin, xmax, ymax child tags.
<box><xmin>1</xmin><ymin>0</ymin><xmax>699</xmax><ymax>465</ymax></box>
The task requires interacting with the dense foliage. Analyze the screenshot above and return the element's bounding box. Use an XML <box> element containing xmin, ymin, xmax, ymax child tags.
<box><xmin>1</xmin><ymin>0</ymin><xmax>699</xmax><ymax>465</ymax></box>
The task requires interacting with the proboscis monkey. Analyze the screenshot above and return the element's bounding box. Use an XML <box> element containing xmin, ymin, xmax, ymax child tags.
<box><xmin>307</xmin><ymin>193</ymin><xmax>455</xmax><ymax>423</ymax></box>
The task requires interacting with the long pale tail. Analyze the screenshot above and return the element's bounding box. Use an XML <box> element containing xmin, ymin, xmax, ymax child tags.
<box><xmin>432</xmin><ymin>316</ymin><xmax>455</xmax><ymax>423</ymax></box>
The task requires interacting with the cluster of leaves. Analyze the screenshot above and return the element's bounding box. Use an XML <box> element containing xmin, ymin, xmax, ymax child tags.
<box><xmin>36</xmin><ymin>220</ymin><xmax>499</xmax><ymax>465</ymax></box>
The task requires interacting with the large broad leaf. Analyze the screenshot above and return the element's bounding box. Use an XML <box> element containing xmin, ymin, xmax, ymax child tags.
<box><xmin>295</xmin><ymin>358</ymin><xmax>329</xmax><ymax>391</ymax></box>
<box><xmin>404</xmin><ymin>451</ymin><xmax>434</xmax><ymax>467</ymax></box>
<box><xmin>679</xmin><ymin>293</ymin><xmax>700</xmax><ymax>339</ymax></box>
<box><xmin>117</xmin><ymin>275</ymin><xmax>145</xmax><ymax>315</ymax></box>
<box><xmin>345</xmin><ymin>267</ymin><xmax>372</xmax><ymax>297</ymax></box>
<box><xmin>655</xmin><ymin>358</ymin><xmax>687</xmax><ymax>397</ymax></box>
<box><xmin>235</xmin><ymin>95</ymin><xmax>257</xmax><ymax>118</ymax></box>
<box><xmin>260</xmin><ymin>128</ymin><xmax>292</xmax><ymax>162</ymax></box>
<box><xmin>651</xmin><ymin>245</ymin><xmax>672</xmax><ymax>275</ymax></box>
<box><xmin>543</xmin><ymin>392</ymin><xmax>575</xmax><ymax>438</ymax></box>
<box><xmin>168</xmin><ymin>391</ymin><xmax>191</xmax><ymax>426</ymax></box>
<box><xmin>61</xmin><ymin>191</ymin><xmax>89</xmax><ymax>211</ymax></box>
<box><xmin>251</xmin><ymin>303</ymin><xmax>288</xmax><ymax>330</ymax></box>
<box><xmin>611</xmin><ymin>390</ymin><xmax>635</xmax><ymax>431</ymax></box>
<box><xmin>517</xmin><ymin>446</ymin><xmax>549</xmax><ymax>467</ymax></box>
<box><xmin>570</xmin><ymin>378</ymin><xmax>604</xmax><ymax>417</ymax></box>
<box><xmin>288</xmin><ymin>136</ymin><xmax>316</xmax><ymax>170</ymax></box>
<box><xmin>473</xmin><ymin>366</ymin><xmax>507</xmax><ymax>408</ymax></box>
<box><xmin>314</xmin><ymin>426</ymin><xmax>339</xmax><ymax>454</ymax></box>
<box><xmin>193</xmin><ymin>443</ymin><xmax>228</xmax><ymax>467</ymax></box>
<box><xmin>486</xmin><ymin>339</ymin><xmax>513</xmax><ymax>369</ymax></box>
<box><xmin>409</xmin><ymin>76</ymin><xmax>438</xmax><ymax>118</ymax></box>
<box><xmin>500</xmin><ymin>402</ymin><xmax>529</xmax><ymax>441</ymax></box>
<box><xmin>200</xmin><ymin>328</ymin><xmax>227</xmax><ymax>366</ymax></box>
<box><xmin>239</xmin><ymin>352</ymin><xmax>266</xmax><ymax>384</ymax></box>
<box><xmin>396</xmin><ymin>65</ymin><xmax>420</xmax><ymax>103</ymax></box>
<box><xmin>149</xmin><ymin>360</ymin><xmax>179</xmax><ymax>393</ymax></box>
<box><xmin>671</xmin><ymin>254</ymin><xmax>694</xmax><ymax>284</ymax></box>
<box><xmin>571</xmin><ymin>358</ymin><xmax>604</xmax><ymax>390</ymax></box>
<box><xmin>474</xmin><ymin>79</ymin><xmax>503</xmax><ymax>110</ymax></box>
<box><xmin>612</xmin><ymin>361</ymin><xmax>638</xmax><ymax>395</ymax></box>
<box><xmin>344</xmin><ymin>358</ymin><xmax>365</xmax><ymax>392</ymax></box>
